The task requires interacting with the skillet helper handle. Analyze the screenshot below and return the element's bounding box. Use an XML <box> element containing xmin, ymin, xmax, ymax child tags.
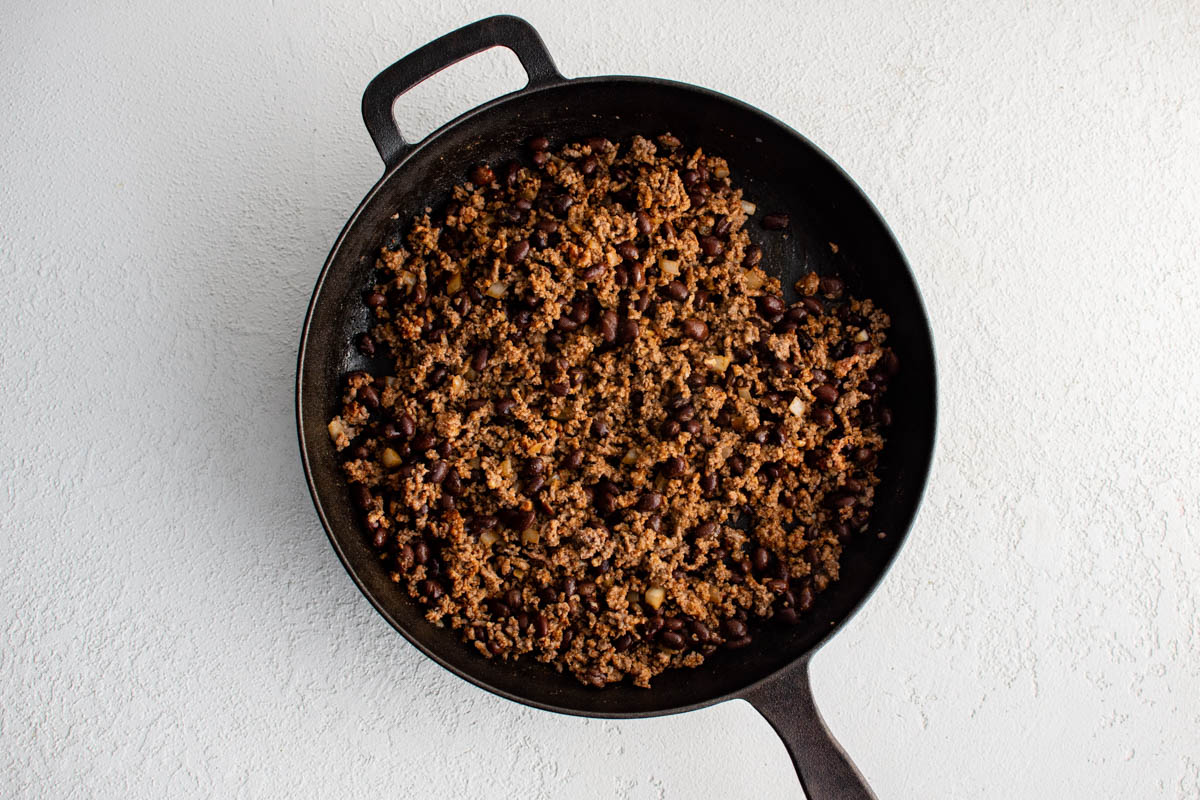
<box><xmin>362</xmin><ymin>15</ymin><xmax>563</xmax><ymax>169</ymax></box>
<box><xmin>744</xmin><ymin>657</ymin><xmax>878</xmax><ymax>799</ymax></box>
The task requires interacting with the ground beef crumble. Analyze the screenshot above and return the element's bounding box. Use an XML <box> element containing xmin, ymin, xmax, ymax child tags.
<box><xmin>327</xmin><ymin>133</ymin><xmax>898</xmax><ymax>688</ymax></box>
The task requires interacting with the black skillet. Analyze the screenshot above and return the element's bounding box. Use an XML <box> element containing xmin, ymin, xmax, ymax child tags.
<box><xmin>297</xmin><ymin>15</ymin><xmax>936</xmax><ymax>798</ymax></box>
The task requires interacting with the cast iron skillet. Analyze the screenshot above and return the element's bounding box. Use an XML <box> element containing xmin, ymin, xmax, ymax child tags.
<box><xmin>297</xmin><ymin>15</ymin><xmax>936</xmax><ymax>798</ymax></box>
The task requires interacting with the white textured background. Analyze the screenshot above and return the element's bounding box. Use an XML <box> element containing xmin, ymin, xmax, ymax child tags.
<box><xmin>2</xmin><ymin>0</ymin><xmax>1197</xmax><ymax>797</ymax></box>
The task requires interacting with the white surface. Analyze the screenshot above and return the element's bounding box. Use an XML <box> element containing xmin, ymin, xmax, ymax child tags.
<box><xmin>2</xmin><ymin>0</ymin><xmax>1198</xmax><ymax>797</ymax></box>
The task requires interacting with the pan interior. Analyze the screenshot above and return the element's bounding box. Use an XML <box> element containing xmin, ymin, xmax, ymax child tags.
<box><xmin>299</xmin><ymin>77</ymin><xmax>935</xmax><ymax>717</ymax></box>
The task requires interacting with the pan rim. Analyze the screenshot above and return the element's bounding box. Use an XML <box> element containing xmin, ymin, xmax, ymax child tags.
<box><xmin>296</xmin><ymin>73</ymin><xmax>938</xmax><ymax>719</ymax></box>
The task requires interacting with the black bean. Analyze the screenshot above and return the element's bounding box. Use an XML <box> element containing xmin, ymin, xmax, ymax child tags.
<box><xmin>635</xmin><ymin>210</ymin><xmax>652</xmax><ymax>236</ymax></box>
<box><xmin>581</xmin><ymin>263</ymin><xmax>607</xmax><ymax>281</ymax></box>
<box><xmin>629</xmin><ymin>262</ymin><xmax>645</xmax><ymax>288</ymax></box>
<box><xmin>752</xmin><ymin>426</ymin><xmax>772</xmax><ymax>445</ymax></box>
<box><xmin>506</xmin><ymin>239</ymin><xmax>530</xmax><ymax>264</ymax></box>
<box><xmin>694</xmin><ymin>521</ymin><xmax>719</xmax><ymax>539</ymax></box>
<box><xmin>351</xmin><ymin>484</ymin><xmax>373</xmax><ymax>510</ymax></box>
<box><xmin>721</xmin><ymin>618</ymin><xmax>747</xmax><ymax>639</ymax></box>
<box><xmin>412</xmin><ymin>431</ymin><xmax>437</xmax><ymax>451</ymax></box>
<box><xmin>879</xmin><ymin>407</ymin><xmax>894</xmax><ymax>426</ymax></box>
<box><xmin>881</xmin><ymin>350</ymin><xmax>900</xmax><ymax>377</ymax></box>
<box><xmin>394</xmin><ymin>413</ymin><xmax>415</xmax><ymax>438</ymax></box>
<box><xmin>614</xmin><ymin>633</ymin><xmax>633</xmax><ymax>653</ymax></box>
<box><xmin>617</xmin><ymin>241</ymin><xmax>639</xmax><ymax>262</ymax></box>
<box><xmin>364</xmin><ymin>290</ymin><xmax>387</xmax><ymax>309</ymax></box>
<box><xmin>427</xmin><ymin>460</ymin><xmax>449</xmax><ymax>484</ymax></box>
<box><xmin>357</xmin><ymin>385</ymin><xmax>380</xmax><ymax>411</ymax></box>
<box><xmin>490</xmin><ymin>600</ymin><xmax>511</xmax><ymax>617</ymax></box>
<box><xmin>470</xmin><ymin>163</ymin><xmax>494</xmax><ymax>185</ymax></box>
<box><xmin>660</xmin><ymin>630</ymin><xmax>686</xmax><ymax>649</ymax></box>
<box><xmin>829</xmin><ymin>492</ymin><xmax>857</xmax><ymax>508</ymax></box>
<box><xmin>820</xmin><ymin>275</ymin><xmax>844</xmax><ymax>297</ymax></box>
<box><xmin>470</xmin><ymin>346</ymin><xmax>490</xmax><ymax>373</ymax></box>
<box><xmin>355</xmin><ymin>333</ymin><xmax>376</xmax><ymax>357</ymax></box>
<box><xmin>469</xmin><ymin>514</ymin><xmax>498</xmax><ymax>534</ymax></box>
<box><xmin>752</xmin><ymin>547</ymin><xmax>771</xmax><ymax>572</ymax></box>
<box><xmin>662</xmin><ymin>456</ymin><xmax>687</xmax><ymax>479</ymax></box>
<box><xmin>660</xmin><ymin>419</ymin><xmax>681</xmax><ymax>438</ymax></box>
<box><xmin>797</xmin><ymin>585</ymin><xmax>815</xmax><ymax>611</ymax></box>
<box><xmin>533</xmin><ymin>612</ymin><xmax>549</xmax><ymax>637</ymax></box>
<box><xmin>548</xmin><ymin>380</ymin><xmax>570</xmax><ymax>397</ymax></box>
<box><xmin>801</xmin><ymin>296</ymin><xmax>824</xmax><ymax>315</ymax></box>
<box><xmin>814</xmin><ymin>384</ymin><xmax>839</xmax><ymax>405</ymax></box>
<box><xmin>420</xmin><ymin>579</ymin><xmax>443</xmax><ymax>601</ymax></box>
<box><xmin>637</xmin><ymin>492</ymin><xmax>663</xmax><ymax>512</ymax></box>
<box><xmin>552</xmin><ymin>195</ymin><xmax>575</xmax><ymax>216</ymax></box>
<box><xmin>776</xmin><ymin>607</ymin><xmax>800</xmax><ymax>625</ymax></box>
<box><xmin>680</xmin><ymin>318</ymin><xmax>709</xmax><ymax>341</ymax></box>
<box><xmin>562</xmin><ymin>449</ymin><xmax>584</xmax><ymax>470</ymax></box>
<box><xmin>853</xmin><ymin>341</ymin><xmax>873</xmax><ymax>356</ymax></box>
<box><xmin>616</xmin><ymin>318</ymin><xmax>639</xmax><ymax>344</ymax></box>
<box><xmin>507</xmin><ymin>507</ymin><xmax>537</xmax><ymax>531</ymax></box>
<box><xmin>699</xmin><ymin>235</ymin><xmax>724</xmax><ymax>258</ymax></box>
<box><xmin>595</xmin><ymin>490</ymin><xmax>616</xmax><ymax>515</ymax></box>
<box><xmin>591</xmin><ymin>419</ymin><xmax>610</xmax><ymax>438</ymax></box>
<box><xmin>495</xmin><ymin>397</ymin><xmax>516</xmax><ymax>416</ymax></box>
<box><xmin>727</xmin><ymin>454</ymin><xmax>746</xmax><ymax>475</ymax></box>
<box><xmin>525</xmin><ymin>474</ymin><xmax>546</xmax><ymax>494</ymax></box>
<box><xmin>762</xmin><ymin>213</ymin><xmax>790</xmax><ymax>230</ymax></box>
<box><xmin>673</xmin><ymin>404</ymin><xmax>695</xmax><ymax>423</ymax></box>
<box><xmin>663</xmin><ymin>280</ymin><xmax>689</xmax><ymax>301</ymax></box>
<box><xmin>699</xmin><ymin>473</ymin><xmax>718</xmax><ymax>494</ymax></box>
<box><xmin>443</xmin><ymin>471</ymin><xmax>464</xmax><ymax>496</ymax></box>
<box><xmin>812</xmin><ymin>407</ymin><xmax>835</xmax><ymax>426</ymax></box>
<box><xmin>580</xmin><ymin>155</ymin><xmax>598</xmax><ymax>176</ymax></box>
<box><xmin>528</xmin><ymin>135</ymin><xmax>550</xmax><ymax>151</ymax></box>
<box><xmin>757</xmin><ymin>295</ymin><xmax>785</xmax><ymax>319</ymax></box>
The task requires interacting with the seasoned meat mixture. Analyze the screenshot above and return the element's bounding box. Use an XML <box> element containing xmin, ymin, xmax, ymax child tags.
<box><xmin>327</xmin><ymin>133</ymin><xmax>898</xmax><ymax>687</ymax></box>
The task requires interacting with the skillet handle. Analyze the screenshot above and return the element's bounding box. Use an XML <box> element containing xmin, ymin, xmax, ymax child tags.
<box><xmin>744</xmin><ymin>656</ymin><xmax>878</xmax><ymax>799</ymax></box>
<box><xmin>362</xmin><ymin>15</ymin><xmax>563</xmax><ymax>169</ymax></box>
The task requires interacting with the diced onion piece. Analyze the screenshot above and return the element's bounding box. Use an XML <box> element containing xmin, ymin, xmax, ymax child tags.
<box><xmin>789</xmin><ymin>396</ymin><xmax>806</xmax><ymax>417</ymax></box>
<box><xmin>380</xmin><ymin>448</ymin><xmax>402</xmax><ymax>469</ymax></box>
<box><xmin>741</xmin><ymin>200</ymin><xmax>757</xmax><ymax>215</ymax></box>
<box><xmin>396</xmin><ymin>270</ymin><xmax>416</xmax><ymax>291</ymax></box>
<box><xmin>659</xmin><ymin>256</ymin><xmax>680</xmax><ymax>276</ymax></box>
<box><xmin>644</xmin><ymin>587</ymin><xmax>666</xmax><ymax>610</ymax></box>
<box><xmin>327</xmin><ymin>418</ymin><xmax>346</xmax><ymax>442</ymax></box>
<box><xmin>486</xmin><ymin>281</ymin><xmax>508</xmax><ymax>298</ymax></box>
<box><xmin>480</xmin><ymin>530</ymin><xmax>499</xmax><ymax>547</ymax></box>
<box><xmin>704</xmin><ymin>354</ymin><xmax>731</xmax><ymax>372</ymax></box>
<box><xmin>738</xmin><ymin>387</ymin><xmax>752</xmax><ymax>402</ymax></box>
<box><xmin>855</xmin><ymin>330</ymin><xmax>870</xmax><ymax>342</ymax></box>
<box><xmin>446</xmin><ymin>273</ymin><xmax>462</xmax><ymax>294</ymax></box>
<box><xmin>744</xmin><ymin>270</ymin><xmax>766</xmax><ymax>290</ymax></box>
<box><xmin>713</xmin><ymin>165</ymin><xmax>730</xmax><ymax>179</ymax></box>
<box><xmin>521</xmin><ymin>528</ymin><xmax>540</xmax><ymax>545</ymax></box>
<box><xmin>622</xmin><ymin>448</ymin><xmax>640</xmax><ymax>465</ymax></box>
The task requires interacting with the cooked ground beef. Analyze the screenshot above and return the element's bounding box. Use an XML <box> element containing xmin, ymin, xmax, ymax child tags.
<box><xmin>327</xmin><ymin>133</ymin><xmax>897</xmax><ymax>687</ymax></box>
